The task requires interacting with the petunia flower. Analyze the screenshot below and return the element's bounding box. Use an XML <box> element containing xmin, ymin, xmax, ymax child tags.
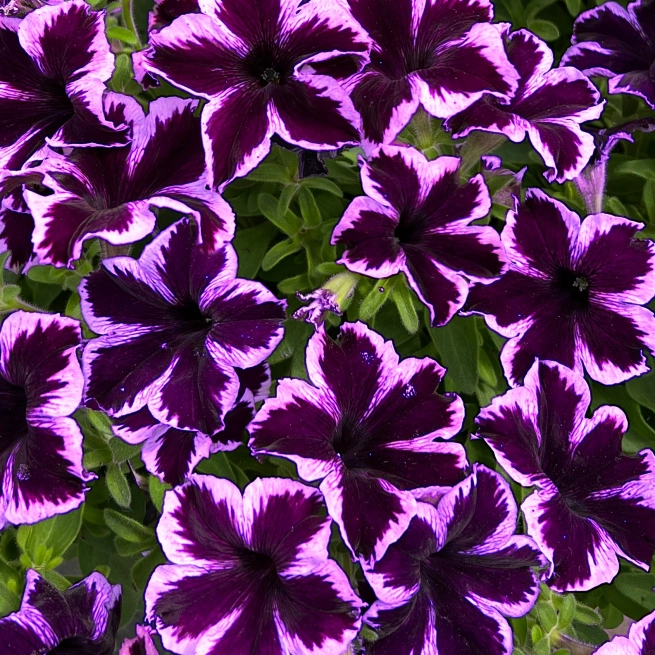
<box><xmin>137</xmin><ymin>0</ymin><xmax>370</xmax><ymax>189</ymax></box>
<box><xmin>24</xmin><ymin>94</ymin><xmax>235</xmax><ymax>269</ymax></box>
<box><xmin>80</xmin><ymin>218</ymin><xmax>286</xmax><ymax>437</ymax></box>
<box><xmin>0</xmin><ymin>569</ymin><xmax>121</xmax><ymax>654</ymax></box>
<box><xmin>475</xmin><ymin>359</ymin><xmax>655</xmax><ymax>591</ymax></box>
<box><xmin>594</xmin><ymin>609</ymin><xmax>655</xmax><ymax>655</ymax></box>
<box><xmin>363</xmin><ymin>465</ymin><xmax>543</xmax><ymax>655</ymax></box>
<box><xmin>465</xmin><ymin>188</ymin><xmax>655</xmax><ymax>386</ymax></box>
<box><xmin>331</xmin><ymin>146</ymin><xmax>506</xmax><ymax>327</ymax></box>
<box><xmin>120</xmin><ymin>625</ymin><xmax>159</xmax><ymax>655</ymax></box>
<box><xmin>445</xmin><ymin>28</ymin><xmax>604</xmax><ymax>184</ymax></box>
<box><xmin>148</xmin><ymin>0</ymin><xmax>199</xmax><ymax>32</ymax></box>
<box><xmin>0</xmin><ymin>311</ymin><xmax>93</xmax><ymax>527</ymax></box>
<box><xmin>0</xmin><ymin>1</ymin><xmax>128</xmax><ymax>172</ymax></box>
<box><xmin>343</xmin><ymin>0</ymin><xmax>519</xmax><ymax>150</ymax></box>
<box><xmin>249</xmin><ymin>321</ymin><xmax>468</xmax><ymax>563</ymax></box>
<box><xmin>562</xmin><ymin>0</ymin><xmax>655</xmax><ymax>109</ymax></box>
<box><xmin>113</xmin><ymin>364</ymin><xmax>271</xmax><ymax>486</ymax></box>
<box><xmin>145</xmin><ymin>475</ymin><xmax>363</xmax><ymax>655</ymax></box>
<box><xmin>0</xmin><ymin>190</ymin><xmax>35</xmax><ymax>272</ymax></box>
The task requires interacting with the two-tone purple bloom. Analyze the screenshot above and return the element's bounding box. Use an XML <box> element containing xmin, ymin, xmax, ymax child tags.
<box><xmin>24</xmin><ymin>94</ymin><xmax>234</xmax><ymax>268</ymax></box>
<box><xmin>80</xmin><ymin>218</ymin><xmax>286</xmax><ymax>440</ymax></box>
<box><xmin>0</xmin><ymin>569</ymin><xmax>121</xmax><ymax>654</ymax></box>
<box><xmin>562</xmin><ymin>0</ymin><xmax>655</xmax><ymax>109</ymax></box>
<box><xmin>446</xmin><ymin>28</ymin><xmax>604</xmax><ymax>183</ymax></box>
<box><xmin>113</xmin><ymin>364</ymin><xmax>271</xmax><ymax>486</ymax></box>
<box><xmin>344</xmin><ymin>0</ymin><xmax>519</xmax><ymax>149</ymax></box>
<box><xmin>120</xmin><ymin>625</ymin><xmax>159</xmax><ymax>655</ymax></box>
<box><xmin>466</xmin><ymin>189</ymin><xmax>655</xmax><ymax>386</ymax></box>
<box><xmin>249</xmin><ymin>321</ymin><xmax>468</xmax><ymax>563</ymax></box>
<box><xmin>364</xmin><ymin>465</ymin><xmax>543</xmax><ymax>655</ymax></box>
<box><xmin>476</xmin><ymin>360</ymin><xmax>655</xmax><ymax>591</ymax></box>
<box><xmin>332</xmin><ymin>146</ymin><xmax>505</xmax><ymax>326</ymax></box>
<box><xmin>148</xmin><ymin>0</ymin><xmax>199</xmax><ymax>33</ymax></box>
<box><xmin>146</xmin><ymin>475</ymin><xmax>362</xmax><ymax>655</ymax></box>
<box><xmin>595</xmin><ymin>609</ymin><xmax>655</xmax><ymax>655</ymax></box>
<box><xmin>0</xmin><ymin>0</ymin><xmax>127</xmax><ymax>172</ymax></box>
<box><xmin>0</xmin><ymin>190</ymin><xmax>35</xmax><ymax>272</ymax></box>
<box><xmin>0</xmin><ymin>311</ymin><xmax>93</xmax><ymax>528</ymax></box>
<box><xmin>138</xmin><ymin>0</ymin><xmax>369</xmax><ymax>189</ymax></box>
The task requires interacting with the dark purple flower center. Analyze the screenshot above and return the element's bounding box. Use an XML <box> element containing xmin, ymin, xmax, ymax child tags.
<box><xmin>49</xmin><ymin>636</ymin><xmax>97</xmax><ymax>655</ymax></box>
<box><xmin>394</xmin><ymin>210</ymin><xmax>429</xmax><ymax>246</ymax></box>
<box><xmin>369</xmin><ymin>45</ymin><xmax>434</xmax><ymax>81</ymax></box>
<box><xmin>243</xmin><ymin>43</ymin><xmax>293</xmax><ymax>88</ymax></box>
<box><xmin>172</xmin><ymin>300</ymin><xmax>214</xmax><ymax>332</ymax></box>
<box><xmin>240</xmin><ymin>549</ymin><xmax>278</xmax><ymax>577</ymax></box>
<box><xmin>553</xmin><ymin>268</ymin><xmax>590</xmax><ymax>309</ymax></box>
<box><xmin>331</xmin><ymin>414</ymin><xmax>368</xmax><ymax>466</ymax></box>
<box><xmin>0</xmin><ymin>377</ymin><xmax>28</xmax><ymax>447</ymax></box>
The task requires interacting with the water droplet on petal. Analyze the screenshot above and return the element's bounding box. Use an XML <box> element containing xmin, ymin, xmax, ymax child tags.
<box><xmin>378</xmin><ymin>287</ymin><xmax>385</xmax><ymax>293</ymax></box>
<box><xmin>16</xmin><ymin>464</ymin><xmax>30</xmax><ymax>481</ymax></box>
<box><xmin>361</xmin><ymin>351</ymin><xmax>374</xmax><ymax>365</ymax></box>
<box><xmin>160</xmin><ymin>343</ymin><xmax>168</xmax><ymax>350</ymax></box>
<box><xmin>120</xmin><ymin>386</ymin><xmax>126</xmax><ymax>392</ymax></box>
<box><xmin>402</xmin><ymin>383</ymin><xmax>416</xmax><ymax>399</ymax></box>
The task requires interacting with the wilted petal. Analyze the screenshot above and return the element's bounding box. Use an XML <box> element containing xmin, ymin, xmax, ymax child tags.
<box><xmin>120</xmin><ymin>625</ymin><xmax>159</xmax><ymax>655</ymax></box>
<box><xmin>0</xmin><ymin>201</ymin><xmax>35</xmax><ymax>272</ymax></box>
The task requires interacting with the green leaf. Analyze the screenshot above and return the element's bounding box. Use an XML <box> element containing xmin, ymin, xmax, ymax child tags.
<box><xmin>391</xmin><ymin>282</ymin><xmax>419</xmax><ymax>333</ymax></box>
<box><xmin>565</xmin><ymin>0</ymin><xmax>581</xmax><ymax>14</ymax></box>
<box><xmin>247</xmin><ymin>163</ymin><xmax>291</xmax><ymax>183</ymax></box>
<box><xmin>106</xmin><ymin>464</ymin><xmax>132</xmax><ymax>508</ymax></box>
<box><xmin>644</xmin><ymin>180</ymin><xmax>655</xmax><ymax>222</ymax></box>
<box><xmin>16</xmin><ymin>508</ymin><xmax>83</xmax><ymax>562</ymax></box>
<box><xmin>359</xmin><ymin>278</ymin><xmax>393</xmax><ymax>320</ymax></box>
<box><xmin>108</xmin><ymin>437</ymin><xmax>142</xmax><ymax>463</ymax></box>
<box><xmin>300</xmin><ymin>177</ymin><xmax>343</xmax><ymax>197</ymax></box>
<box><xmin>41</xmin><ymin>568</ymin><xmax>71</xmax><ymax>590</ymax></box>
<box><xmin>149</xmin><ymin>475</ymin><xmax>170</xmax><ymax>514</ymax></box>
<box><xmin>114</xmin><ymin>536</ymin><xmax>151</xmax><ymax>557</ymax></box>
<box><xmin>106</xmin><ymin>26</ymin><xmax>138</xmax><ymax>45</ymax></box>
<box><xmin>258</xmin><ymin>193</ymin><xmax>302</xmax><ymax>235</ymax></box>
<box><xmin>536</xmin><ymin>602</ymin><xmax>557</xmax><ymax>632</ymax></box>
<box><xmin>234</xmin><ymin>222</ymin><xmax>276</xmax><ymax>278</ymax></box>
<box><xmin>269</xmin><ymin>320</ymin><xmax>313</xmax><ymax>364</ymax></box>
<box><xmin>616</xmin><ymin>160</ymin><xmax>655</xmax><ymax>180</ymax></box>
<box><xmin>298</xmin><ymin>187</ymin><xmax>322</xmax><ymax>228</ymax></box>
<box><xmin>573</xmin><ymin>604</ymin><xmax>603</xmax><ymax>625</ymax></box>
<box><xmin>533</xmin><ymin>637</ymin><xmax>550</xmax><ymax>655</ymax></box>
<box><xmin>262</xmin><ymin>238</ymin><xmax>302</xmax><ymax>271</ymax></box>
<box><xmin>558</xmin><ymin>594</ymin><xmax>576</xmax><ymax>629</ymax></box>
<box><xmin>428</xmin><ymin>316</ymin><xmax>479</xmax><ymax>394</ymax></box>
<box><xmin>104</xmin><ymin>509</ymin><xmax>154</xmax><ymax>544</ymax></box>
<box><xmin>86</xmin><ymin>409</ymin><xmax>114</xmax><ymax>440</ymax></box>
<box><xmin>131</xmin><ymin>547</ymin><xmax>166</xmax><ymax>589</ymax></box>
<box><xmin>527</xmin><ymin>19</ymin><xmax>560</xmax><ymax>41</ymax></box>
<box><xmin>510</xmin><ymin>617</ymin><xmax>527</xmax><ymax>646</ymax></box>
<box><xmin>0</xmin><ymin>582</ymin><xmax>20</xmax><ymax>615</ymax></box>
<box><xmin>111</xmin><ymin>53</ymin><xmax>138</xmax><ymax>93</ymax></box>
<box><xmin>614</xmin><ymin>573</ymin><xmax>655</xmax><ymax>613</ymax></box>
<box><xmin>277</xmin><ymin>184</ymin><xmax>299</xmax><ymax>214</ymax></box>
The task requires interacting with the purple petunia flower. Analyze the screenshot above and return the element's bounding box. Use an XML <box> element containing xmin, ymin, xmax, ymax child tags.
<box><xmin>148</xmin><ymin>0</ymin><xmax>199</xmax><ymax>32</ymax></box>
<box><xmin>113</xmin><ymin>364</ymin><xmax>271</xmax><ymax>486</ymax></box>
<box><xmin>0</xmin><ymin>311</ymin><xmax>93</xmax><ymax>527</ymax></box>
<box><xmin>0</xmin><ymin>569</ymin><xmax>121</xmax><ymax>654</ymax></box>
<box><xmin>465</xmin><ymin>189</ymin><xmax>655</xmax><ymax>386</ymax></box>
<box><xmin>562</xmin><ymin>0</ymin><xmax>655</xmax><ymax>109</ymax></box>
<box><xmin>343</xmin><ymin>0</ymin><xmax>519</xmax><ymax>150</ymax></box>
<box><xmin>594</xmin><ymin>609</ymin><xmax>655</xmax><ymax>655</ymax></box>
<box><xmin>0</xmin><ymin>189</ymin><xmax>35</xmax><ymax>272</ymax></box>
<box><xmin>145</xmin><ymin>475</ymin><xmax>363</xmax><ymax>655</ymax></box>
<box><xmin>331</xmin><ymin>146</ymin><xmax>506</xmax><ymax>327</ymax></box>
<box><xmin>137</xmin><ymin>0</ymin><xmax>369</xmax><ymax>189</ymax></box>
<box><xmin>24</xmin><ymin>94</ymin><xmax>234</xmax><ymax>269</ymax></box>
<box><xmin>446</xmin><ymin>28</ymin><xmax>604</xmax><ymax>183</ymax></box>
<box><xmin>0</xmin><ymin>1</ymin><xmax>128</xmax><ymax>172</ymax></box>
<box><xmin>363</xmin><ymin>465</ymin><xmax>543</xmax><ymax>655</ymax></box>
<box><xmin>80</xmin><ymin>218</ymin><xmax>286</xmax><ymax>438</ymax></box>
<box><xmin>249</xmin><ymin>321</ymin><xmax>468</xmax><ymax>563</ymax></box>
<box><xmin>120</xmin><ymin>625</ymin><xmax>159</xmax><ymax>655</ymax></box>
<box><xmin>475</xmin><ymin>359</ymin><xmax>655</xmax><ymax>592</ymax></box>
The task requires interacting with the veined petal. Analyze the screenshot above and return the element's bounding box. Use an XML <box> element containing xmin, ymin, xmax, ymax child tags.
<box><xmin>0</xmin><ymin>311</ymin><xmax>82</xmax><ymax>418</ymax></box>
<box><xmin>415</xmin><ymin>23</ymin><xmax>519</xmax><ymax>119</ymax></box>
<box><xmin>3</xmin><ymin>418</ymin><xmax>93</xmax><ymax>526</ymax></box>
<box><xmin>142</xmin><ymin>13</ymin><xmax>247</xmax><ymax>98</ymax></box>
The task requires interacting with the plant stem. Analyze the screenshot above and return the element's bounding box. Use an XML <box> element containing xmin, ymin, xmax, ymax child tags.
<box><xmin>121</xmin><ymin>0</ymin><xmax>141</xmax><ymax>48</ymax></box>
